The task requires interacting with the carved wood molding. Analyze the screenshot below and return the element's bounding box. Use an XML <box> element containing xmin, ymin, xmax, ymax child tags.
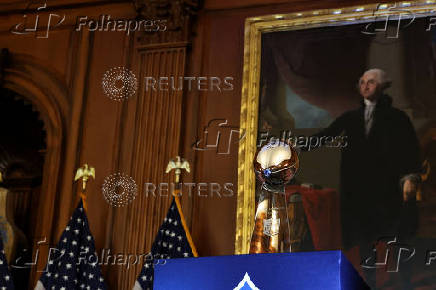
<box><xmin>133</xmin><ymin>0</ymin><xmax>201</xmax><ymax>45</ymax></box>
<box><xmin>113</xmin><ymin>45</ymin><xmax>187</xmax><ymax>289</ymax></box>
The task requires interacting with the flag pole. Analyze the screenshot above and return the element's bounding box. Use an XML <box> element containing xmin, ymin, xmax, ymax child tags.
<box><xmin>74</xmin><ymin>164</ymin><xmax>95</xmax><ymax>212</ymax></box>
<box><xmin>166</xmin><ymin>156</ymin><xmax>198</xmax><ymax>257</ymax></box>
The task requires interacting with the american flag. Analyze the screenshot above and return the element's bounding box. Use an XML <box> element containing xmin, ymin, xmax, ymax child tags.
<box><xmin>36</xmin><ymin>199</ymin><xmax>107</xmax><ymax>290</ymax></box>
<box><xmin>0</xmin><ymin>235</ymin><xmax>14</xmax><ymax>289</ymax></box>
<box><xmin>133</xmin><ymin>197</ymin><xmax>197</xmax><ymax>290</ymax></box>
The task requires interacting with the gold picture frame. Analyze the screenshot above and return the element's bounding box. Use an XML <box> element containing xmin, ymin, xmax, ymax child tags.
<box><xmin>235</xmin><ymin>0</ymin><xmax>436</xmax><ymax>254</ymax></box>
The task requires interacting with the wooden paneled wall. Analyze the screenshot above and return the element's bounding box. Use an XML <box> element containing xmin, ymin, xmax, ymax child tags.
<box><xmin>0</xmin><ymin>0</ymin><xmax>384</xmax><ymax>289</ymax></box>
<box><xmin>116</xmin><ymin>45</ymin><xmax>187</xmax><ymax>289</ymax></box>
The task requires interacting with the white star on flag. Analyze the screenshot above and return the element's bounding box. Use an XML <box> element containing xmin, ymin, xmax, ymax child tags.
<box><xmin>133</xmin><ymin>197</ymin><xmax>197</xmax><ymax>290</ymax></box>
<box><xmin>35</xmin><ymin>199</ymin><xmax>107</xmax><ymax>290</ymax></box>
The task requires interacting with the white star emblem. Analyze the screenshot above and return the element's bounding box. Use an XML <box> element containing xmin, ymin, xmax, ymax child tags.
<box><xmin>66</xmin><ymin>263</ymin><xmax>72</xmax><ymax>269</ymax></box>
<box><xmin>183</xmin><ymin>252</ymin><xmax>189</xmax><ymax>257</ymax></box>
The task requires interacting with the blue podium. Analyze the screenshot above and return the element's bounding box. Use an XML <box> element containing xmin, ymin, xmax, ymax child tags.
<box><xmin>154</xmin><ymin>251</ymin><xmax>369</xmax><ymax>289</ymax></box>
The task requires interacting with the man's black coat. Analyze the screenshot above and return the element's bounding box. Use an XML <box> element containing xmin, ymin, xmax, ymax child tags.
<box><xmin>315</xmin><ymin>95</ymin><xmax>421</xmax><ymax>248</ymax></box>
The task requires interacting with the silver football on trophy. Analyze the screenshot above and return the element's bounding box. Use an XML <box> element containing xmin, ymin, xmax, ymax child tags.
<box><xmin>254</xmin><ymin>140</ymin><xmax>299</xmax><ymax>188</ymax></box>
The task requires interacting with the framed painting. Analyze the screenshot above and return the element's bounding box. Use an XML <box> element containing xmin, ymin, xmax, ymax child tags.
<box><xmin>237</xmin><ymin>1</ymin><xmax>436</xmax><ymax>288</ymax></box>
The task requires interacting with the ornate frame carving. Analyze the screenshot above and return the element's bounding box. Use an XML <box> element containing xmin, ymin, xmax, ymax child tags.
<box><xmin>235</xmin><ymin>1</ymin><xmax>436</xmax><ymax>254</ymax></box>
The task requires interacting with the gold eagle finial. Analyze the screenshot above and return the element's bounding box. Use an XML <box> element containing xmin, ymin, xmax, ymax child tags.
<box><xmin>166</xmin><ymin>156</ymin><xmax>190</xmax><ymax>183</ymax></box>
<box><xmin>74</xmin><ymin>164</ymin><xmax>95</xmax><ymax>191</ymax></box>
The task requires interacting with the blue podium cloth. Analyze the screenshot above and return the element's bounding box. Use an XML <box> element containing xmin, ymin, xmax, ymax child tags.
<box><xmin>154</xmin><ymin>251</ymin><xmax>369</xmax><ymax>290</ymax></box>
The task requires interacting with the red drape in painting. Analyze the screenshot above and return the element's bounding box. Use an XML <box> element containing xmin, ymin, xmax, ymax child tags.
<box><xmin>262</xmin><ymin>25</ymin><xmax>372</xmax><ymax>118</ymax></box>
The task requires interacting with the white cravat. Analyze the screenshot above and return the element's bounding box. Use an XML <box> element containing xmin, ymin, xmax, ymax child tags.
<box><xmin>364</xmin><ymin>99</ymin><xmax>377</xmax><ymax>136</ymax></box>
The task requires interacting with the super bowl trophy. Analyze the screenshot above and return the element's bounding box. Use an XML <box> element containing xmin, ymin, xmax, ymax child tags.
<box><xmin>249</xmin><ymin>140</ymin><xmax>299</xmax><ymax>253</ymax></box>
